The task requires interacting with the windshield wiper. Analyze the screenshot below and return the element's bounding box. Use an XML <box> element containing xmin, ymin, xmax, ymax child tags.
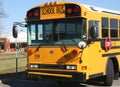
<box><xmin>35</xmin><ymin>42</ymin><xmax>43</xmax><ymax>52</ymax></box>
<box><xmin>60</xmin><ymin>41</ymin><xmax>67</xmax><ymax>51</ymax></box>
<box><xmin>35</xmin><ymin>35</ymin><xmax>51</xmax><ymax>52</ymax></box>
<box><xmin>71</xmin><ymin>39</ymin><xmax>78</xmax><ymax>44</ymax></box>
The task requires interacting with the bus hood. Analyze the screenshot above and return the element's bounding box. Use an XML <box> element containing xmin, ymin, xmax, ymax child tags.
<box><xmin>28</xmin><ymin>46</ymin><xmax>81</xmax><ymax>64</ymax></box>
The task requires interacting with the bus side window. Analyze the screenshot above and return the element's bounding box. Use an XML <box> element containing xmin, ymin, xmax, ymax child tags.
<box><xmin>88</xmin><ymin>20</ymin><xmax>100</xmax><ymax>39</ymax></box>
<box><xmin>102</xmin><ymin>17</ymin><xmax>109</xmax><ymax>37</ymax></box>
<box><xmin>110</xmin><ymin>18</ymin><xmax>118</xmax><ymax>38</ymax></box>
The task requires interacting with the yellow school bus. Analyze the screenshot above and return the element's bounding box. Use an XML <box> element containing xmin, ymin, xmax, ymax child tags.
<box><xmin>23</xmin><ymin>1</ymin><xmax>120</xmax><ymax>86</ymax></box>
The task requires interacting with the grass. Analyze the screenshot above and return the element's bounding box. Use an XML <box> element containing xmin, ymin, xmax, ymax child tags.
<box><xmin>0</xmin><ymin>52</ymin><xmax>27</xmax><ymax>74</ymax></box>
<box><xmin>0</xmin><ymin>52</ymin><xmax>27</xmax><ymax>59</ymax></box>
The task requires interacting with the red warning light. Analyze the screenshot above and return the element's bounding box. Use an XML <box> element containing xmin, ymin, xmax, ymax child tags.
<box><xmin>28</xmin><ymin>12</ymin><xmax>33</xmax><ymax>17</ymax></box>
<box><xmin>73</xmin><ymin>7</ymin><xmax>79</xmax><ymax>13</ymax></box>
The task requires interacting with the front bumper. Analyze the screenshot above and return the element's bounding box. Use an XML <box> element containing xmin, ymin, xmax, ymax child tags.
<box><xmin>26</xmin><ymin>70</ymin><xmax>86</xmax><ymax>82</ymax></box>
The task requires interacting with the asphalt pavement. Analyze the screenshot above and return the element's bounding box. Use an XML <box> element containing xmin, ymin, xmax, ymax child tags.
<box><xmin>1</xmin><ymin>78</ymin><xmax>120</xmax><ymax>87</ymax></box>
<box><xmin>0</xmin><ymin>72</ymin><xmax>120</xmax><ymax>87</ymax></box>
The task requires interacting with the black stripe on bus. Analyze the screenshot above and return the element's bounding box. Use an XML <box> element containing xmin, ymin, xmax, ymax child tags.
<box><xmin>110</xmin><ymin>38</ymin><xmax>120</xmax><ymax>41</ymax></box>
<box><xmin>95</xmin><ymin>38</ymin><xmax>120</xmax><ymax>41</ymax></box>
<box><xmin>111</xmin><ymin>46</ymin><xmax>120</xmax><ymax>49</ymax></box>
<box><xmin>102</xmin><ymin>11</ymin><xmax>120</xmax><ymax>16</ymax></box>
<box><xmin>102</xmin><ymin>52</ymin><xmax>120</xmax><ymax>57</ymax></box>
<box><xmin>89</xmin><ymin>72</ymin><xmax>103</xmax><ymax>79</ymax></box>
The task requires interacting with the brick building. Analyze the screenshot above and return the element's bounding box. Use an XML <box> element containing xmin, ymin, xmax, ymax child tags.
<box><xmin>0</xmin><ymin>38</ymin><xmax>10</xmax><ymax>52</ymax></box>
<box><xmin>0</xmin><ymin>30</ymin><xmax>27</xmax><ymax>53</ymax></box>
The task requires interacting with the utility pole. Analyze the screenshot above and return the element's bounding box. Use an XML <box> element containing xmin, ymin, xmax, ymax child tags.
<box><xmin>15</xmin><ymin>38</ymin><xmax>18</xmax><ymax>73</ymax></box>
<box><xmin>12</xmin><ymin>22</ymin><xmax>27</xmax><ymax>73</ymax></box>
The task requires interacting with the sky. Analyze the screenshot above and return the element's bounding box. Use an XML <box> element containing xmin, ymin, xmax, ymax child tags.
<box><xmin>2</xmin><ymin>0</ymin><xmax>120</xmax><ymax>33</ymax></box>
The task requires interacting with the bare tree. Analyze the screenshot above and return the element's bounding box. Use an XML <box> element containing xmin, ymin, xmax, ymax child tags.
<box><xmin>0</xmin><ymin>1</ymin><xmax>6</xmax><ymax>18</ymax></box>
<box><xmin>0</xmin><ymin>0</ymin><xmax>7</xmax><ymax>36</ymax></box>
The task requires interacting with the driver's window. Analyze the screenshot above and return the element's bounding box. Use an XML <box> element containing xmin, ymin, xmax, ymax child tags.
<box><xmin>30</xmin><ymin>24</ymin><xmax>36</xmax><ymax>40</ymax></box>
<box><xmin>38</xmin><ymin>24</ymin><xmax>43</xmax><ymax>40</ymax></box>
<box><xmin>88</xmin><ymin>20</ymin><xmax>100</xmax><ymax>38</ymax></box>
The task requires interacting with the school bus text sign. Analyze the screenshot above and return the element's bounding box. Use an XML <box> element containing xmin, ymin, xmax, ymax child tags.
<box><xmin>40</xmin><ymin>5</ymin><xmax>65</xmax><ymax>19</ymax></box>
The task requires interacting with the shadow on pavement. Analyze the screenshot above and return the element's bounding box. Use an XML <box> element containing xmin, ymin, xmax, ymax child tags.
<box><xmin>0</xmin><ymin>72</ymin><xmax>119</xmax><ymax>87</ymax></box>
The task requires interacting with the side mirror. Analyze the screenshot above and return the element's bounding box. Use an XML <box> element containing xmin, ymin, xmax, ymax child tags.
<box><xmin>25</xmin><ymin>24</ymin><xmax>27</xmax><ymax>27</ymax></box>
<box><xmin>89</xmin><ymin>26</ymin><xmax>98</xmax><ymax>40</ymax></box>
<box><xmin>12</xmin><ymin>26</ymin><xmax>18</xmax><ymax>38</ymax></box>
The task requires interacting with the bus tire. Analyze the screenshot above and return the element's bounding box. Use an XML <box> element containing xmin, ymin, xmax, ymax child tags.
<box><xmin>104</xmin><ymin>59</ymin><xmax>114</xmax><ymax>86</ymax></box>
<box><xmin>114</xmin><ymin>71</ymin><xmax>119</xmax><ymax>80</ymax></box>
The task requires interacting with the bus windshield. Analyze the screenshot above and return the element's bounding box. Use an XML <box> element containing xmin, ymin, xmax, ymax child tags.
<box><xmin>28</xmin><ymin>18</ymin><xmax>86</xmax><ymax>46</ymax></box>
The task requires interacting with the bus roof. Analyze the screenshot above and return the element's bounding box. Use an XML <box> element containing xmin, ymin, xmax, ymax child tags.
<box><xmin>26</xmin><ymin>1</ymin><xmax>120</xmax><ymax>21</ymax></box>
<box><xmin>29</xmin><ymin>1</ymin><xmax>120</xmax><ymax>16</ymax></box>
<box><xmin>82</xmin><ymin>4</ymin><xmax>120</xmax><ymax>16</ymax></box>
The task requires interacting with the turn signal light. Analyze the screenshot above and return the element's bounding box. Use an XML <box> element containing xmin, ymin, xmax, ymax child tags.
<box><xmin>82</xmin><ymin>66</ymin><xmax>87</xmax><ymax>70</ymax></box>
<box><xmin>28</xmin><ymin>50</ymin><xmax>34</xmax><ymax>56</ymax></box>
<box><xmin>71</xmin><ymin>49</ymin><xmax>78</xmax><ymax>55</ymax></box>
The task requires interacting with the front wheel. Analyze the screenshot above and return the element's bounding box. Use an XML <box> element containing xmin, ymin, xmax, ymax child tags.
<box><xmin>104</xmin><ymin>59</ymin><xmax>114</xmax><ymax>86</ymax></box>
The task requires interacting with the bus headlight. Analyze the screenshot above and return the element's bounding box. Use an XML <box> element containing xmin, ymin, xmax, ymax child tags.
<box><xmin>30</xmin><ymin>64</ymin><xmax>39</xmax><ymax>68</ymax></box>
<box><xmin>78</xmin><ymin>41</ymin><xmax>87</xmax><ymax>49</ymax></box>
<box><xmin>66</xmin><ymin>65</ymin><xmax>77</xmax><ymax>70</ymax></box>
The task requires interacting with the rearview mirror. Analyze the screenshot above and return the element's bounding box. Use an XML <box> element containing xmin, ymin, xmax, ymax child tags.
<box><xmin>89</xmin><ymin>26</ymin><xmax>98</xmax><ymax>40</ymax></box>
<box><xmin>12</xmin><ymin>26</ymin><xmax>18</xmax><ymax>38</ymax></box>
